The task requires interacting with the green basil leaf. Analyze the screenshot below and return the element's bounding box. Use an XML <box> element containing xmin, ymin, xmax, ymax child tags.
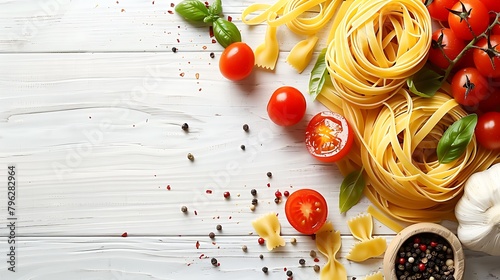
<box><xmin>208</xmin><ymin>0</ymin><xmax>222</xmax><ymax>16</ymax></box>
<box><xmin>309</xmin><ymin>48</ymin><xmax>329</xmax><ymax>100</ymax></box>
<box><xmin>407</xmin><ymin>65</ymin><xmax>443</xmax><ymax>98</ymax></box>
<box><xmin>213</xmin><ymin>18</ymin><xmax>241</xmax><ymax>48</ymax></box>
<box><xmin>339</xmin><ymin>170</ymin><xmax>366</xmax><ymax>214</ymax></box>
<box><xmin>437</xmin><ymin>114</ymin><xmax>477</xmax><ymax>164</ymax></box>
<box><xmin>175</xmin><ymin>0</ymin><xmax>209</xmax><ymax>22</ymax></box>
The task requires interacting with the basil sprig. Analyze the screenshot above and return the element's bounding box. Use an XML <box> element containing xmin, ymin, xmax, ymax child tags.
<box><xmin>175</xmin><ymin>0</ymin><xmax>241</xmax><ymax>48</ymax></box>
<box><xmin>339</xmin><ymin>169</ymin><xmax>366</xmax><ymax>214</ymax></box>
<box><xmin>309</xmin><ymin>48</ymin><xmax>329</xmax><ymax>100</ymax></box>
<box><xmin>437</xmin><ymin>114</ymin><xmax>477</xmax><ymax>164</ymax></box>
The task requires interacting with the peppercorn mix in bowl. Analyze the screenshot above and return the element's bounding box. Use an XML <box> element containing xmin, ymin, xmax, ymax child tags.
<box><xmin>383</xmin><ymin>223</ymin><xmax>464</xmax><ymax>280</ymax></box>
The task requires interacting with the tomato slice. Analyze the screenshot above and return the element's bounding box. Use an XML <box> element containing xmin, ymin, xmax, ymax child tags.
<box><xmin>305</xmin><ymin>111</ymin><xmax>354</xmax><ymax>162</ymax></box>
<box><xmin>285</xmin><ymin>189</ymin><xmax>328</xmax><ymax>235</ymax></box>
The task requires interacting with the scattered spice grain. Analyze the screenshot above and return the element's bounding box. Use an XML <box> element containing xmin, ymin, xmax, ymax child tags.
<box><xmin>223</xmin><ymin>191</ymin><xmax>230</xmax><ymax>199</ymax></box>
<box><xmin>299</xmin><ymin>258</ymin><xmax>305</xmax><ymax>265</ymax></box>
<box><xmin>181</xmin><ymin>206</ymin><xmax>188</xmax><ymax>213</ymax></box>
<box><xmin>181</xmin><ymin>123</ymin><xmax>189</xmax><ymax>131</ymax></box>
<box><xmin>216</xmin><ymin>224</ymin><xmax>222</xmax><ymax>231</ymax></box>
<box><xmin>210</xmin><ymin>52</ymin><xmax>215</xmax><ymax>58</ymax></box>
<box><xmin>240</xmin><ymin>144</ymin><xmax>245</xmax><ymax>150</ymax></box>
<box><xmin>209</xmin><ymin>232</ymin><xmax>215</xmax><ymax>239</ymax></box>
<box><xmin>251</xmin><ymin>189</ymin><xmax>257</xmax><ymax>196</ymax></box>
<box><xmin>187</xmin><ymin>153</ymin><xmax>194</xmax><ymax>161</ymax></box>
<box><xmin>258</xmin><ymin>237</ymin><xmax>265</xmax><ymax>245</ymax></box>
<box><xmin>259</xmin><ymin>254</ymin><xmax>264</xmax><ymax>259</ymax></box>
<box><xmin>262</xmin><ymin>266</ymin><xmax>268</xmax><ymax>273</ymax></box>
<box><xmin>290</xmin><ymin>237</ymin><xmax>297</xmax><ymax>244</ymax></box>
<box><xmin>267</xmin><ymin>171</ymin><xmax>272</xmax><ymax>178</ymax></box>
<box><xmin>309</xmin><ymin>250</ymin><xmax>317</xmax><ymax>258</ymax></box>
<box><xmin>250</xmin><ymin>205</ymin><xmax>256</xmax><ymax>211</ymax></box>
<box><xmin>172</xmin><ymin>47</ymin><xmax>177</xmax><ymax>53</ymax></box>
<box><xmin>313</xmin><ymin>265</ymin><xmax>320</xmax><ymax>272</ymax></box>
<box><xmin>211</xmin><ymin>257</ymin><xmax>218</xmax><ymax>266</ymax></box>
<box><xmin>243</xmin><ymin>124</ymin><xmax>249</xmax><ymax>132</ymax></box>
<box><xmin>252</xmin><ymin>198</ymin><xmax>258</xmax><ymax>205</ymax></box>
<box><xmin>241</xmin><ymin>245</ymin><xmax>248</xmax><ymax>252</ymax></box>
<box><xmin>286</xmin><ymin>270</ymin><xmax>293</xmax><ymax>277</ymax></box>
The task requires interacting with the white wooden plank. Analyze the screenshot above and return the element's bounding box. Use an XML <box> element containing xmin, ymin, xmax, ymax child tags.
<box><xmin>0</xmin><ymin>52</ymin><xmax>393</xmax><ymax>237</ymax></box>
<box><xmin>0</xmin><ymin>0</ymin><xmax>328</xmax><ymax>53</ymax></box>
<box><xmin>0</xmin><ymin>237</ymin><xmax>498</xmax><ymax>280</ymax></box>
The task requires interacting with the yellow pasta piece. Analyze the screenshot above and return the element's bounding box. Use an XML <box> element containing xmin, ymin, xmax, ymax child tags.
<box><xmin>242</xmin><ymin>0</ymin><xmax>341</xmax><ymax>70</ymax></box>
<box><xmin>286</xmin><ymin>36</ymin><xmax>318</xmax><ymax>73</ymax></box>
<box><xmin>346</xmin><ymin>214</ymin><xmax>386</xmax><ymax>262</ymax></box>
<box><xmin>363</xmin><ymin>271</ymin><xmax>384</xmax><ymax>280</ymax></box>
<box><xmin>315</xmin><ymin>222</ymin><xmax>347</xmax><ymax>280</ymax></box>
<box><xmin>254</xmin><ymin>22</ymin><xmax>280</xmax><ymax>70</ymax></box>
<box><xmin>367</xmin><ymin>205</ymin><xmax>404</xmax><ymax>233</ymax></box>
<box><xmin>251</xmin><ymin>212</ymin><xmax>285</xmax><ymax>251</ymax></box>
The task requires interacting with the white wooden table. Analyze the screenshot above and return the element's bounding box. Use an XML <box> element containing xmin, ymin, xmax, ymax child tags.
<box><xmin>0</xmin><ymin>0</ymin><xmax>499</xmax><ymax>279</ymax></box>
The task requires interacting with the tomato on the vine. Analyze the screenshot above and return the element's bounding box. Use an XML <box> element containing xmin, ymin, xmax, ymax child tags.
<box><xmin>267</xmin><ymin>86</ymin><xmax>306</xmax><ymax>126</ymax></box>
<box><xmin>427</xmin><ymin>0</ymin><xmax>458</xmax><ymax>21</ymax></box>
<box><xmin>219</xmin><ymin>42</ymin><xmax>255</xmax><ymax>81</ymax></box>
<box><xmin>480</xmin><ymin>0</ymin><xmax>500</xmax><ymax>12</ymax></box>
<box><xmin>305</xmin><ymin>111</ymin><xmax>354</xmax><ymax>162</ymax></box>
<box><xmin>492</xmin><ymin>23</ymin><xmax>500</xmax><ymax>36</ymax></box>
<box><xmin>284</xmin><ymin>189</ymin><xmax>328</xmax><ymax>235</ymax></box>
<box><xmin>473</xmin><ymin>35</ymin><xmax>500</xmax><ymax>78</ymax></box>
<box><xmin>477</xmin><ymin>87</ymin><xmax>500</xmax><ymax>113</ymax></box>
<box><xmin>428</xmin><ymin>28</ymin><xmax>466</xmax><ymax>69</ymax></box>
<box><xmin>448</xmin><ymin>0</ymin><xmax>489</xmax><ymax>40</ymax></box>
<box><xmin>451</xmin><ymin>67</ymin><xmax>490</xmax><ymax>107</ymax></box>
<box><xmin>475</xmin><ymin>111</ymin><xmax>500</xmax><ymax>150</ymax></box>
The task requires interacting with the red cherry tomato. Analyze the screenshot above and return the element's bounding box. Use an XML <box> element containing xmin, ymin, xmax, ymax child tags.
<box><xmin>427</xmin><ymin>0</ymin><xmax>458</xmax><ymax>21</ymax></box>
<box><xmin>305</xmin><ymin>111</ymin><xmax>354</xmax><ymax>162</ymax></box>
<box><xmin>451</xmin><ymin>68</ymin><xmax>490</xmax><ymax>107</ymax></box>
<box><xmin>492</xmin><ymin>23</ymin><xmax>500</xmax><ymax>36</ymax></box>
<box><xmin>267</xmin><ymin>86</ymin><xmax>306</xmax><ymax>126</ymax></box>
<box><xmin>475</xmin><ymin>111</ymin><xmax>500</xmax><ymax>149</ymax></box>
<box><xmin>428</xmin><ymin>28</ymin><xmax>466</xmax><ymax>69</ymax></box>
<box><xmin>219</xmin><ymin>42</ymin><xmax>254</xmax><ymax>81</ymax></box>
<box><xmin>477</xmin><ymin>87</ymin><xmax>500</xmax><ymax>113</ymax></box>
<box><xmin>448</xmin><ymin>0</ymin><xmax>489</xmax><ymax>41</ymax></box>
<box><xmin>284</xmin><ymin>189</ymin><xmax>328</xmax><ymax>235</ymax></box>
<box><xmin>473</xmin><ymin>35</ymin><xmax>500</xmax><ymax>78</ymax></box>
<box><xmin>480</xmin><ymin>0</ymin><xmax>500</xmax><ymax>12</ymax></box>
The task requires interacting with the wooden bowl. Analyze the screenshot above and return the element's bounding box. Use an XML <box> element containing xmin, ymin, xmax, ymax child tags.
<box><xmin>383</xmin><ymin>222</ymin><xmax>465</xmax><ymax>280</ymax></box>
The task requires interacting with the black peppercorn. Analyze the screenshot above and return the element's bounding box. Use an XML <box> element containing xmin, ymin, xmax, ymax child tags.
<box><xmin>286</xmin><ymin>270</ymin><xmax>293</xmax><ymax>277</ymax></box>
<box><xmin>252</xmin><ymin>198</ymin><xmax>258</xmax><ymax>205</ymax></box>
<box><xmin>216</xmin><ymin>224</ymin><xmax>222</xmax><ymax>231</ymax></box>
<box><xmin>259</xmin><ymin>254</ymin><xmax>264</xmax><ymax>259</ymax></box>
<box><xmin>243</xmin><ymin>124</ymin><xmax>249</xmax><ymax>132</ymax></box>
<box><xmin>262</xmin><ymin>266</ymin><xmax>268</xmax><ymax>273</ymax></box>
<box><xmin>211</xmin><ymin>257</ymin><xmax>217</xmax><ymax>266</ymax></box>
<box><xmin>209</xmin><ymin>232</ymin><xmax>215</xmax><ymax>239</ymax></box>
<box><xmin>251</xmin><ymin>189</ymin><xmax>257</xmax><ymax>196</ymax></box>
<box><xmin>181</xmin><ymin>206</ymin><xmax>188</xmax><ymax>213</ymax></box>
<box><xmin>274</xmin><ymin>197</ymin><xmax>280</xmax><ymax>204</ymax></box>
<box><xmin>267</xmin><ymin>171</ymin><xmax>272</xmax><ymax>178</ymax></box>
<box><xmin>172</xmin><ymin>47</ymin><xmax>177</xmax><ymax>53</ymax></box>
<box><xmin>181</xmin><ymin>123</ymin><xmax>188</xmax><ymax>131</ymax></box>
<box><xmin>210</xmin><ymin>52</ymin><xmax>215</xmax><ymax>58</ymax></box>
<box><xmin>299</xmin><ymin>258</ymin><xmax>305</xmax><ymax>265</ymax></box>
<box><xmin>240</xmin><ymin>144</ymin><xmax>245</xmax><ymax>150</ymax></box>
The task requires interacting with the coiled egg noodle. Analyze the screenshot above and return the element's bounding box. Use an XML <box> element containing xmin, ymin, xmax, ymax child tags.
<box><xmin>241</xmin><ymin>0</ymin><xmax>340</xmax><ymax>35</ymax></box>
<box><xmin>325</xmin><ymin>0</ymin><xmax>432</xmax><ymax>109</ymax></box>
<box><xmin>318</xmin><ymin>87</ymin><xmax>500</xmax><ymax>223</ymax></box>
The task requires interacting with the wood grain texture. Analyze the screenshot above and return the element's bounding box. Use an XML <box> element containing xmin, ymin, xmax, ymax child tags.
<box><xmin>0</xmin><ymin>0</ymin><xmax>499</xmax><ymax>279</ymax></box>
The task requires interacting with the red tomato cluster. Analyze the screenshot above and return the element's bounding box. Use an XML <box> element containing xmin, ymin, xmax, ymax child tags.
<box><xmin>426</xmin><ymin>0</ymin><xmax>500</xmax><ymax>150</ymax></box>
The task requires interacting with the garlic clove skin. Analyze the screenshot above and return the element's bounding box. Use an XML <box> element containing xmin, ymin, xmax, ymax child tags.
<box><xmin>455</xmin><ymin>163</ymin><xmax>500</xmax><ymax>256</ymax></box>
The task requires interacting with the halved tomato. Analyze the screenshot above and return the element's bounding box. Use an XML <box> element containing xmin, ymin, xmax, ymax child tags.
<box><xmin>305</xmin><ymin>111</ymin><xmax>354</xmax><ymax>162</ymax></box>
<box><xmin>285</xmin><ymin>189</ymin><xmax>328</xmax><ymax>235</ymax></box>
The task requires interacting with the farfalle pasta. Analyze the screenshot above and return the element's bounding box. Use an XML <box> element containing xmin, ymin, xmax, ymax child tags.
<box><xmin>363</xmin><ymin>271</ymin><xmax>384</xmax><ymax>280</ymax></box>
<box><xmin>315</xmin><ymin>222</ymin><xmax>346</xmax><ymax>280</ymax></box>
<box><xmin>252</xmin><ymin>212</ymin><xmax>285</xmax><ymax>251</ymax></box>
<box><xmin>346</xmin><ymin>213</ymin><xmax>386</xmax><ymax>262</ymax></box>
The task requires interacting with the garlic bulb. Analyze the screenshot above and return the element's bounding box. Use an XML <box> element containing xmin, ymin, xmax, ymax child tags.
<box><xmin>455</xmin><ymin>163</ymin><xmax>500</xmax><ymax>256</ymax></box>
